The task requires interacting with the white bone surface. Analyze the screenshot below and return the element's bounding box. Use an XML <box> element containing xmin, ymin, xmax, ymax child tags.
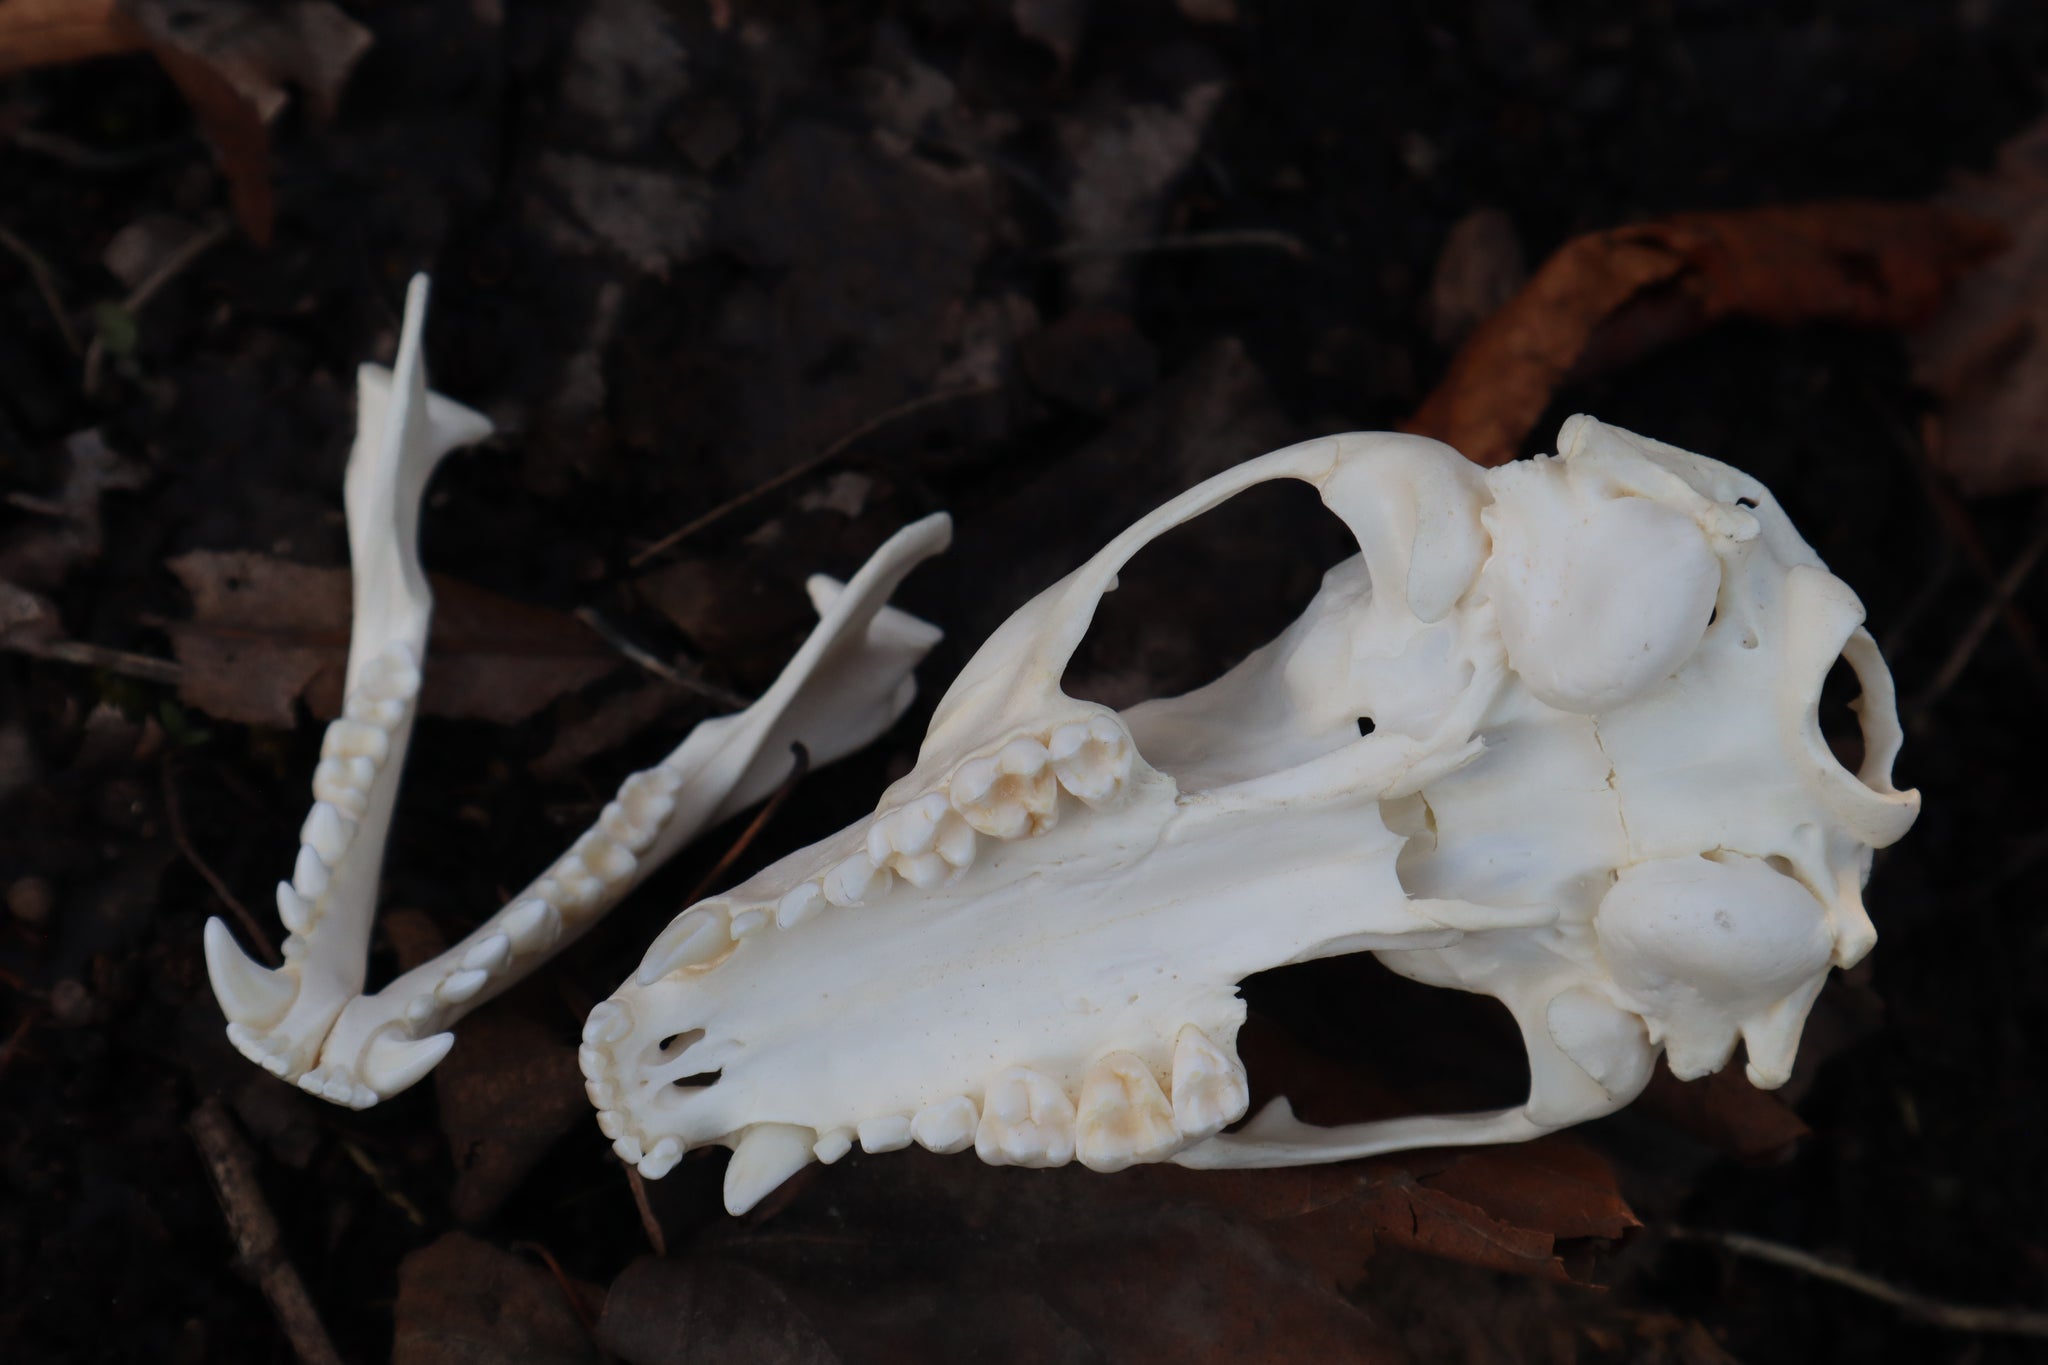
<box><xmin>206</xmin><ymin>276</ymin><xmax>951</xmax><ymax>1107</ymax></box>
<box><xmin>587</xmin><ymin>415</ymin><xmax>1917</xmax><ymax>1210</ymax></box>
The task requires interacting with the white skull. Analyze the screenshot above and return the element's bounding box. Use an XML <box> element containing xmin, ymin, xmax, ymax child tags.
<box><xmin>582</xmin><ymin>414</ymin><xmax>1919</xmax><ymax>1211</ymax></box>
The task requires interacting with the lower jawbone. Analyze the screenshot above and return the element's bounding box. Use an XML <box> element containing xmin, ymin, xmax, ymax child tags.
<box><xmin>581</xmin><ymin>416</ymin><xmax>1920</xmax><ymax>1214</ymax></box>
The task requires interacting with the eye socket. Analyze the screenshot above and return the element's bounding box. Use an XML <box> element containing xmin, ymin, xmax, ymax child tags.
<box><xmin>1817</xmin><ymin>651</ymin><xmax>1866</xmax><ymax>777</ymax></box>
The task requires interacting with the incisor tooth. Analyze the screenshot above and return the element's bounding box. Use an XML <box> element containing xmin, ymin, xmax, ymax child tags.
<box><xmin>974</xmin><ymin>1068</ymin><xmax>1075</xmax><ymax>1167</ymax></box>
<box><xmin>1170</xmin><ymin>1025</ymin><xmax>1250</xmax><ymax>1139</ymax></box>
<box><xmin>203</xmin><ymin>918</ymin><xmax>297</xmax><ymax>1027</ymax></box>
<box><xmin>1076</xmin><ymin>1052</ymin><xmax>1182</xmax><ymax>1172</ymax></box>
<box><xmin>636</xmin><ymin>905</ymin><xmax>733</xmax><ymax>984</ymax></box>
<box><xmin>582</xmin><ymin>1000</ymin><xmax>632</xmax><ymax>1045</ymax></box>
<box><xmin>640</xmin><ymin>1136</ymin><xmax>684</xmax><ymax>1180</ymax></box>
<box><xmin>578</xmin><ymin>1046</ymin><xmax>607</xmax><ymax>1080</ymax></box>
<box><xmin>723</xmin><ymin>1123</ymin><xmax>817</xmax><ymax>1213</ymax></box>
<box><xmin>911</xmin><ymin>1097</ymin><xmax>979</xmax><ymax>1154</ymax></box>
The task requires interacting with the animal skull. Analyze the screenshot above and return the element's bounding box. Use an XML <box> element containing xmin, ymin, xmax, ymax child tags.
<box><xmin>205</xmin><ymin>285</ymin><xmax>1917</xmax><ymax>1219</ymax></box>
<box><xmin>582</xmin><ymin>415</ymin><xmax>1919</xmax><ymax>1212</ymax></box>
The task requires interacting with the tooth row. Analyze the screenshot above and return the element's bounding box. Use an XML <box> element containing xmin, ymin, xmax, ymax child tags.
<box><xmin>296</xmin><ymin>1063</ymin><xmax>379</xmax><ymax>1111</ymax></box>
<box><xmin>594</xmin><ymin>1022</ymin><xmax>1251</xmax><ymax>1200</ymax></box>
<box><xmin>416</xmin><ymin>898</ymin><xmax>564</xmax><ymax>1016</ymax></box>
<box><xmin>283</xmin><ymin>645</ymin><xmax>422</xmax><ymax>938</ymax></box>
<box><xmin>632</xmin><ymin>717</ymin><xmax>1138</xmax><ymax>986</ymax></box>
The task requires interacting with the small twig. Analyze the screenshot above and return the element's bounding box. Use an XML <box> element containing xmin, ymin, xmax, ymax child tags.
<box><xmin>188</xmin><ymin>1098</ymin><xmax>346</xmax><ymax>1365</ymax></box>
<box><xmin>572</xmin><ymin>607</ymin><xmax>751</xmax><ymax>711</ymax></box>
<box><xmin>1047</xmin><ymin>227</ymin><xmax>1311</xmax><ymax>261</ymax></box>
<box><xmin>683</xmin><ymin>743</ymin><xmax>810</xmax><ymax>908</ymax></box>
<box><xmin>0</xmin><ymin>223</ymin><xmax>83</xmax><ymax>355</ymax></box>
<box><xmin>1908</xmin><ymin>498</ymin><xmax>2048</xmax><ymax>725</ymax></box>
<box><xmin>1668</xmin><ymin>1225</ymin><xmax>2048</xmax><ymax>1338</ymax></box>
<box><xmin>161</xmin><ymin>758</ymin><xmax>278</xmax><ymax>965</ymax></box>
<box><xmin>510</xmin><ymin>1240</ymin><xmax>613</xmax><ymax>1360</ymax></box>
<box><xmin>623</xmin><ymin>1164</ymin><xmax>668</xmax><ymax>1257</ymax></box>
<box><xmin>0</xmin><ymin>634</ymin><xmax>186</xmax><ymax>685</ymax></box>
<box><xmin>83</xmin><ymin>217</ymin><xmax>231</xmax><ymax>395</ymax></box>
<box><xmin>629</xmin><ymin>383</ymin><xmax>998</xmax><ymax>568</ymax></box>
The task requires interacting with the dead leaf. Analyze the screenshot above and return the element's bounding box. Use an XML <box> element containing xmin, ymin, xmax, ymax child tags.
<box><xmin>1634</xmin><ymin>1061</ymin><xmax>1812</xmax><ymax>1165</ymax></box>
<box><xmin>533</xmin><ymin>153</ymin><xmax>712</xmax><ymax>277</ymax></box>
<box><xmin>0</xmin><ymin>0</ymin><xmax>141</xmax><ymax>73</ymax></box>
<box><xmin>435</xmin><ymin>991</ymin><xmax>589</xmax><ymax>1225</ymax></box>
<box><xmin>164</xmin><ymin>550</ymin><xmax>620</xmax><ymax>728</ymax></box>
<box><xmin>393</xmin><ymin>1232</ymin><xmax>601</xmax><ymax>1365</ymax></box>
<box><xmin>0</xmin><ymin>429</ymin><xmax>150</xmax><ymax>589</ymax></box>
<box><xmin>599</xmin><ymin>1258</ymin><xmax>842</xmax><ymax>1365</ymax></box>
<box><xmin>1058</xmin><ymin>77</ymin><xmax>1228</xmax><ymax>302</ymax></box>
<box><xmin>1406</xmin><ymin>201</ymin><xmax>2002</xmax><ymax>466</ymax></box>
<box><xmin>1911</xmin><ymin>115</ymin><xmax>2048</xmax><ymax>493</ymax></box>
<box><xmin>1426</xmin><ymin>206</ymin><xmax>1527</xmax><ymax>349</ymax></box>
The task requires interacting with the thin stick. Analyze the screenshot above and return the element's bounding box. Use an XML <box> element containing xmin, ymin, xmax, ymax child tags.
<box><xmin>0</xmin><ymin>223</ymin><xmax>83</xmax><ymax>354</ymax></box>
<box><xmin>1047</xmin><ymin>227</ymin><xmax>1310</xmax><ymax>261</ymax></box>
<box><xmin>629</xmin><ymin>383</ymin><xmax>997</xmax><ymax>568</ymax></box>
<box><xmin>162</xmin><ymin>759</ymin><xmax>278</xmax><ymax>965</ymax></box>
<box><xmin>83</xmin><ymin>217</ymin><xmax>231</xmax><ymax>394</ymax></box>
<box><xmin>682</xmin><ymin>743</ymin><xmax>810</xmax><ymax>908</ymax></box>
<box><xmin>1668</xmin><ymin>1226</ymin><xmax>2048</xmax><ymax>1338</ymax></box>
<box><xmin>1</xmin><ymin>634</ymin><xmax>186</xmax><ymax>684</ymax></box>
<box><xmin>1909</xmin><ymin>501</ymin><xmax>2048</xmax><ymax>724</ymax></box>
<box><xmin>624</xmin><ymin>1164</ymin><xmax>668</xmax><ymax>1257</ymax></box>
<box><xmin>572</xmin><ymin>606</ymin><xmax>750</xmax><ymax>711</ymax></box>
<box><xmin>509</xmin><ymin>1240</ymin><xmax>611</xmax><ymax>1360</ymax></box>
<box><xmin>188</xmin><ymin>1099</ymin><xmax>346</xmax><ymax>1365</ymax></box>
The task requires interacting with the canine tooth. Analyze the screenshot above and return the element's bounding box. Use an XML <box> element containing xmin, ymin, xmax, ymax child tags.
<box><xmin>974</xmin><ymin>1068</ymin><xmax>1076</xmax><ymax>1167</ymax></box>
<box><xmin>636</xmin><ymin>905</ymin><xmax>733</xmax><ymax>984</ymax></box>
<box><xmin>911</xmin><ymin>1097</ymin><xmax>980</xmax><ymax>1154</ymax></box>
<box><xmin>1049</xmin><ymin>716</ymin><xmax>1134</xmax><ymax>806</ymax></box>
<box><xmin>823</xmin><ymin>855</ymin><xmax>886</xmax><ymax>907</ymax></box>
<box><xmin>813</xmin><ymin>1128</ymin><xmax>854</xmax><ymax>1164</ymax></box>
<box><xmin>723</xmin><ymin>1123</ymin><xmax>817</xmax><ymax>1214</ymax></box>
<box><xmin>729</xmin><ymin>907</ymin><xmax>771</xmax><ymax>938</ymax></box>
<box><xmin>857</xmin><ymin>1115</ymin><xmax>913</xmax><ymax>1153</ymax></box>
<box><xmin>300</xmin><ymin>803</ymin><xmax>355</xmax><ymax>864</ymax></box>
<box><xmin>311</xmin><ymin>760</ymin><xmax>369</xmax><ymax>816</ymax></box>
<box><xmin>291</xmin><ymin>845</ymin><xmax>331</xmax><ymax>900</ymax></box>
<box><xmin>362</xmin><ymin>1030</ymin><xmax>455</xmax><ymax>1094</ymax></box>
<box><xmin>503</xmin><ymin>899</ymin><xmax>561</xmax><ymax>952</ymax></box>
<box><xmin>437</xmin><ymin>968</ymin><xmax>489</xmax><ymax>1004</ymax></box>
<box><xmin>776</xmin><ymin>882</ymin><xmax>825</xmax><ymax>929</ymax></box>
<box><xmin>203</xmin><ymin>919</ymin><xmax>297</xmax><ymax>1027</ymax></box>
<box><xmin>578</xmin><ymin>1046</ymin><xmax>608</xmax><ymax>1080</ymax></box>
<box><xmin>1076</xmin><ymin>1052</ymin><xmax>1182</xmax><ymax>1172</ymax></box>
<box><xmin>1170</xmin><ymin>1025</ymin><xmax>1250</xmax><ymax>1140</ymax></box>
<box><xmin>613</xmin><ymin>1134</ymin><xmax>644</xmax><ymax>1165</ymax></box>
<box><xmin>582</xmin><ymin>1000</ymin><xmax>633</xmax><ymax>1045</ymax></box>
<box><xmin>639</xmin><ymin>1136</ymin><xmax>684</xmax><ymax>1180</ymax></box>
<box><xmin>596</xmin><ymin>1109</ymin><xmax>627</xmax><ymax>1139</ymax></box>
<box><xmin>462</xmin><ymin>933</ymin><xmax>512</xmax><ymax>974</ymax></box>
<box><xmin>598</xmin><ymin>801</ymin><xmax>655</xmax><ymax>853</ymax></box>
<box><xmin>322</xmin><ymin>720</ymin><xmax>389</xmax><ymax>764</ymax></box>
<box><xmin>275</xmin><ymin>882</ymin><xmax>315</xmax><ymax>935</ymax></box>
<box><xmin>587</xmin><ymin>1078</ymin><xmax>618</xmax><ymax>1108</ymax></box>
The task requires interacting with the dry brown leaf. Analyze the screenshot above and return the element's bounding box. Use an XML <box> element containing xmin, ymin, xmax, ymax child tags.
<box><xmin>0</xmin><ymin>0</ymin><xmax>142</xmax><ymax>73</ymax></box>
<box><xmin>164</xmin><ymin>550</ymin><xmax>620</xmax><ymax>728</ymax></box>
<box><xmin>1911</xmin><ymin>115</ymin><xmax>2048</xmax><ymax>493</ymax></box>
<box><xmin>435</xmin><ymin>995</ymin><xmax>589</xmax><ymax>1226</ymax></box>
<box><xmin>1634</xmin><ymin>1060</ymin><xmax>1812</xmax><ymax>1165</ymax></box>
<box><xmin>1407</xmin><ymin>201</ymin><xmax>2002</xmax><ymax>466</ymax></box>
<box><xmin>393</xmin><ymin>1232</ymin><xmax>602</xmax><ymax>1365</ymax></box>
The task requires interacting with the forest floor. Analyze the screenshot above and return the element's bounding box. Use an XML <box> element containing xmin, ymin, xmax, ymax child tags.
<box><xmin>4</xmin><ymin>2</ymin><xmax>2048</xmax><ymax>1362</ymax></box>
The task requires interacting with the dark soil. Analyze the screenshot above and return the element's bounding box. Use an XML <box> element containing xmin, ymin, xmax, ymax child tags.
<box><xmin>4</xmin><ymin>3</ymin><xmax>2047</xmax><ymax>1363</ymax></box>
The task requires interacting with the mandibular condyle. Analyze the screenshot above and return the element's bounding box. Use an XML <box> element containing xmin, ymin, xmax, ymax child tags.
<box><xmin>205</xmin><ymin>275</ymin><xmax>1919</xmax><ymax>1215</ymax></box>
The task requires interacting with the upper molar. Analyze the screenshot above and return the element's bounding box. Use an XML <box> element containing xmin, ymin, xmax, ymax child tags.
<box><xmin>950</xmin><ymin>737</ymin><xmax>1059</xmax><ymax>840</ymax></box>
<box><xmin>1049</xmin><ymin>716</ymin><xmax>1135</xmax><ymax>807</ymax></box>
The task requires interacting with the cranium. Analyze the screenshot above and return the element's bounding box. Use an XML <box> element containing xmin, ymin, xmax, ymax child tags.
<box><xmin>205</xmin><ymin>284</ymin><xmax>1917</xmax><ymax>1220</ymax></box>
<box><xmin>583</xmin><ymin>413</ymin><xmax>1919</xmax><ymax>1212</ymax></box>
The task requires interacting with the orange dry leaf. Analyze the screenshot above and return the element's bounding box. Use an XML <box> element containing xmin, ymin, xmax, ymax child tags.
<box><xmin>1407</xmin><ymin>201</ymin><xmax>2003</xmax><ymax>467</ymax></box>
<box><xmin>0</xmin><ymin>0</ymin><xmax>142</xmax><ymax>72</ymax></box>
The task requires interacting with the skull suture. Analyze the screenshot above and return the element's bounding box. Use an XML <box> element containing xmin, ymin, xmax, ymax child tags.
<box><xmin>584</xmin><ymin>415</ymin><xmax>1919</xmax><ymax>1212</ymax></box>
